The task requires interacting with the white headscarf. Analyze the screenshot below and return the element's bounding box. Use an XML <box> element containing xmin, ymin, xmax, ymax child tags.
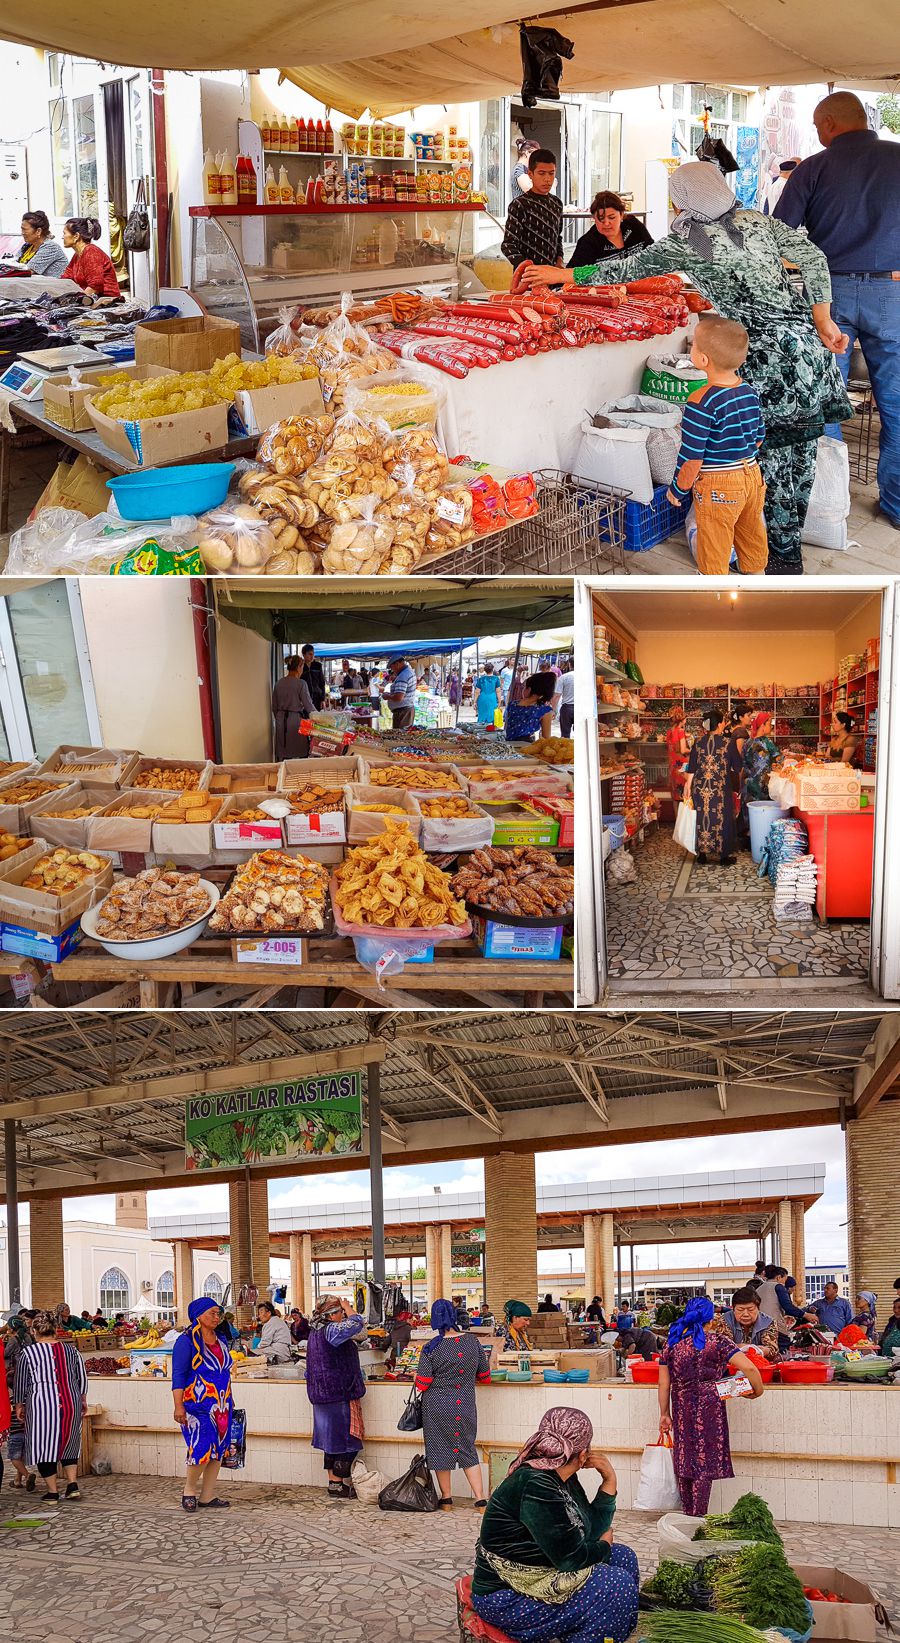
<box><xmin>669</xmin><ymin>161</ymin><xmax>745</xmax><ymax>259</ymax></box>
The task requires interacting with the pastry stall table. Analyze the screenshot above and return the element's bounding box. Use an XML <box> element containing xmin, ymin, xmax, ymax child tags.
<box><xmin>429</xmin><ymin>330</ymin><xmax>690</xmax><ymax>474</ymax></box>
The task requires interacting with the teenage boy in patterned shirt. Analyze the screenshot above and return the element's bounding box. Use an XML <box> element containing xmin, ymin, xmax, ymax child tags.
<box><xmin>501</xmin><ymin>148</ymin><xmax>564</xmax><ymax>277</ymax></box>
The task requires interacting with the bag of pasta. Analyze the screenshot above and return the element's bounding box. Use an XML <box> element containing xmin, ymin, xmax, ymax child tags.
<box><xmin>322</xmin><ymin>492</ymin><xmax>394</xmax><ymax>576</ymax></box>
<box><xmin>382</xmin><ymin>427</ymin><xmax>449</xmax><ymax>496</ymax></box>
<box><xmin>301</xmin><ymin>410</ymin><xmax>393</xmax><ymax>521</ymax></box>
<box><xmin>265</xmin><ymin>303</ymin><xmax>304</xmax><ymax>358</ymax></box>
<box><xmin>195</xmin><ymin>504</ymin><xmax>279</xmax><ymax>574</ymax></box>
<box><xmin>256</xmin><ymin>411</ymin><xmax>335</xmax><ymax>477</ymax></box>
<box><xmin>379</xmin><ymin>463</ymin><xmax>433</xmax><ymax>574</ymax></box>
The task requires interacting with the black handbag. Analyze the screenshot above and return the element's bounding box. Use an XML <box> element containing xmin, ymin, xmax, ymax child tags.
<box><xmin>378</xmin><ymin>1454</ymin><xmax>440</xmax><ymax>1513</ymax></box>
<box><xmin>123</xmin><ymin>178</ymin><xmax>151</xmax><ymax>253</ymax></box>
<box><xmin>397</xmin><ymin>1386</ymin><xmax>423</xmax><ymax>1432</ymax></box>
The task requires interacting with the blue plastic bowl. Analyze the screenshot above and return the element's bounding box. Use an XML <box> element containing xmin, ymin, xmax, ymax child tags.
<box><xmin>107</xmin><ymin>463</ymin><xmax>234</xmax><ymax>521</ymax></box>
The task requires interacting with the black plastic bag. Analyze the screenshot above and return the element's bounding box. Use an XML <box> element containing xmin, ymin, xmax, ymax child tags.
<box><xmin>221</xmin><ymin>1407</ymin><xmax>246</xmax><ymax>1470</ymax></box>
<box><xmin>397</xmin><ymin>1387</ymin><xmax>423</xmax><ymax>1432</ymax></box>
<box><xmin>378</xmin><ymin>1453</ymin><xmax>440</xmax><ymax>1512</ymax></box>
<box><xmin>519</xmin><ymin>23</ymin><xmax>574</xmax><ymax>108</ymax></box>
<box><xmin>695</xmin><ymin>134</ymin><xmax>739</xmax><ymax>175</ymax></box>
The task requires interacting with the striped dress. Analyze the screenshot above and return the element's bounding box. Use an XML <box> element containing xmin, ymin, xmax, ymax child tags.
<box><xmin>14</xmin><ymin>1339</ymin><xmax>87</xmax><ymax>1468</ymax></box>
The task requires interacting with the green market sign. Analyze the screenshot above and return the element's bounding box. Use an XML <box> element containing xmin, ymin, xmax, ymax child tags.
<box><xmin>185</xmin><ymin>1071</ymin><xmax>364</xmax><ymax>1170</ymax></box>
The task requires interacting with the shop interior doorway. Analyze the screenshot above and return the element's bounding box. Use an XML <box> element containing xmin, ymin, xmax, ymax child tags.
<box><xmin>578</xmin><ymin>583</ymin><xmax>897</xmax><ymax>1006</ymax></box>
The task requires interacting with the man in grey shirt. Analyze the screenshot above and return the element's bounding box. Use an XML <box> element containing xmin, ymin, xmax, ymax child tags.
<box><xmin>383</xmin><ymin>656</ymin><xmax>417</xmax><ymax>729</ymax></box>
<box><xmin>250</xmin><ymin>1301</ymin><xmax>293</xmax><ymax>1363</ymax></box>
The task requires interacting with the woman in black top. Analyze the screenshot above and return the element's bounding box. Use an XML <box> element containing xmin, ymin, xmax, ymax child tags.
<box><xmin>567</xmin><ymin>190</ymin><xmax>653</xmax><ymax>269</ymax></box>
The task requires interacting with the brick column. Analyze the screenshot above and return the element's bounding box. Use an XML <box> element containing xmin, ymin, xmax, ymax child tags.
<box><xmin>777</xmin><ymin>1199</ymin><xmax>793</xmax><ymax>1271</ymax></box>
<box><xmin>424</xmin><ymin>1224</ymin><xmax>439</xmax><ymax>1309</ymax></box>
<box><xmin>791</xmin><ymin>1210</ymin><xmax>807</xmax><ymax>1305</ymax></box>
<box><xmin>484</xmin><ymin>1151</ymin><xmax>537</xmax><ymax>1314</ymax></box>
<box><xmin>290</xmin><ymin>1232</ymin><xmax>313</xmax><ymax>1313</ymax></box>
<box><xmin>439</xmin><ymin>1223</ymin><xmax>453</xmax><ymax>1300</ymax></box>
<box><xmin>30</xmin><ymin>1197</ymin><xmax>64</xmax><ymax>1307</ymax></box>
<box><xmin>172</xmin><ymin>1240</ymin><xmax>194</xmax><ymax>1325</ymax></box>
<box><xmin>228</xmin><ymin>1174</ymin><xmax>270</xmax><ymax>1322</ymax></box>
<box><xmin>846</xmin><ymin>1104</ymin><xmax>898</xmax><ymax>1326</ymax></box>
<box><xmin>584</xmin><ymin>1213</ymin><xmax>615</xmax><ymax>1313</ymax></box>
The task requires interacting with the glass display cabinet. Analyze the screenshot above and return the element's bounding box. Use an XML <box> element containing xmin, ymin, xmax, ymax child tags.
<box><xmin>189</xmin><ymin>204</ymin><xmax>484</xmax><ymax>351</ymax></box>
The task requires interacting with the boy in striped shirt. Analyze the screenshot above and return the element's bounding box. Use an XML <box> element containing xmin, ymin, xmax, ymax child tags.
<box><xmin>667</xmin><ymin>315</ymin><xmax>768</xmax><ymax>575</ymax></box>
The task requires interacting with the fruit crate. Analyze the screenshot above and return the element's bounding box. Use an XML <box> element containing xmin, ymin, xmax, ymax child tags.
<box><xmin>618</xmin><ymin>484</ymin><xmax>683</xmax><ymax>553</ymax></box>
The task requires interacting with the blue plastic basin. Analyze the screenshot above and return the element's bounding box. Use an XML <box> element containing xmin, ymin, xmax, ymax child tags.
<box><xmin>107</xmin><ymin>463</ymin><xmax>234</xmax><ymax>521</ymax></box>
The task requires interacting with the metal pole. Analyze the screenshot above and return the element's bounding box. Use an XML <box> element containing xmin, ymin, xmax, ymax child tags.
<box><xmin>615</xmin><ymin>1237</ymin><xmax>623</xmax><ymax>1309</ymax></box>
<box><xmin>507</xmin><ymin>627</ymin><xmax>525</xmax><ymax>731</ymax></box>
<box><xmin>4</xmin><ymin>1119</ymin><xmax>20</xmax><ymax>1307</ymax></box>
<box><xmin>409</xmin><ymin>1251</ymin><xmax>414</xmax><ymax>1307</ymax></box>
<box><xmin>454</xmin><ymin>636</ymin><xmax>464</xmax><ymax>727</ymax></box>
<box><xmin>368</xmin><ymin>1062</ymin><xmax>386</xmax><ymax>1287</ymax></box>
<box><xmin>629</xmin><ymin>1243</ymin><xmax>635</xmax><ymax>1309</ymax></box>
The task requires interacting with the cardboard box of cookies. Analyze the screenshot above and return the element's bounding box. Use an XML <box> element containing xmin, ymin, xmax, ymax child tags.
<box><xmin>88</xmin><ymin>790</ymin><xmax>172</xmax><ymax>854</ymax></box>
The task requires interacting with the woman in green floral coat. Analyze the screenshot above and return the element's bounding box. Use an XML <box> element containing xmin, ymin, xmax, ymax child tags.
<box><xmin>522</xmin><ymin>162</ymin><xmax>852</xmax><ymax>575</ymax></box>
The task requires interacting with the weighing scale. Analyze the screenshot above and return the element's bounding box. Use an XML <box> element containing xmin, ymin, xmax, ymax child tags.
<box><xmin>0</xmin><ymin>345</ymin><xmax>116</xmax><ymax>403</ymax></box>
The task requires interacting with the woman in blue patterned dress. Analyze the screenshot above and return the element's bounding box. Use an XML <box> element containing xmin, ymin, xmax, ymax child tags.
<box><xmin>683</xmin><ymin>709</ymin><xmax>743</xmax><ymax>866</ymax></box>
<box><xmin>172</xmin><ymin>1297</ymin><xmax>234</xmax><ymax>1513</ymax></box>
<box><xmin>521</xmin><ymin>161</ymin><xmax>852</xmax><ymax>575</ymax></box>
<box><xmin>505</xmin><ymin>672</ymin><xmax>557</xmax><ymax>742</ymax></box>
<box><xmin>415</xmin><ymin>1298</ymin><xmax>491</xmax><ymax>1508</ymax></box>
<box><xmin>658</xmin><ymin>1296</ymin><xmax>764</xmax><ymax>1516</ymax></box>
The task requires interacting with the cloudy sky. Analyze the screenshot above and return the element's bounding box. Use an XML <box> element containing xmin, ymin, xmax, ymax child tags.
<box><xmin>62</xmin><ymin>1121</ymin><xmax>849</xmax><ymax>1272</ymax></box>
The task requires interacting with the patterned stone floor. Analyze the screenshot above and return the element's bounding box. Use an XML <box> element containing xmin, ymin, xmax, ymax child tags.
<box><xmin>606</xmin><ymin>825</ymin><xmax>872</xmax><ymax>997</ymax></box>
<box><xmin>0</xmin><ymin>1473</ymin><xmax>895</xmax><ymax>1643</ymax></box>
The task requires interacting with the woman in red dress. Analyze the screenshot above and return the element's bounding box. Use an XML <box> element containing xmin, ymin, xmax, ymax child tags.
<box><xmin>61</xmin><ymin>218</ymin><xmax>120</xmax><ymax>298</ymax></box>
<box><xmin>665</xmin><ymin>706</ymin><xmax>689</xmax><ymax>806</ymax></box>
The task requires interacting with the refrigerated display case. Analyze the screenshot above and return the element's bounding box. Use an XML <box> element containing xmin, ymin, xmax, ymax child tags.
<box><xmin>189</xmin><ymin>204</ymin><xmax>484</xmax><ymax>351</ymax></box>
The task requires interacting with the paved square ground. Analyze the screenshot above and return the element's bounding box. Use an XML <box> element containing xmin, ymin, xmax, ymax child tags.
<box><xmin>0</xmin><ymin>1473</ymin><xmax>894</xmax><ymax>1643</ymax></box>
<box><xmin>605</xmin><ymin>825</ymin><xmax>872</xmax><ymax>999</ymax></box>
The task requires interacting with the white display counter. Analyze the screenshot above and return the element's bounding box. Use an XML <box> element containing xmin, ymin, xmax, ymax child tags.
<box><xmin>430</xmin><ymin>330</ymin><xmax>691</xmax><ymax>474</ymax></box>
<box><xmin>89</xmin><ymin>1374</ymin><xmax>899</xmax><ymax>1529</ymax></box>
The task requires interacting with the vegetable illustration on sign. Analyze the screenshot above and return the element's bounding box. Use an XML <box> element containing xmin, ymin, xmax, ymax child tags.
<box><xmin>185</xmin><ymin>1071</ymin><xmax>364</xmax><ymax>1168</ymax></box>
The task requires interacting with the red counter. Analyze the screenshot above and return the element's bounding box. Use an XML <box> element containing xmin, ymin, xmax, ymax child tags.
<box><xmin>793</xmin><ymin>808</ymin><xmax>874</xmax><ymax>920</ymax></box>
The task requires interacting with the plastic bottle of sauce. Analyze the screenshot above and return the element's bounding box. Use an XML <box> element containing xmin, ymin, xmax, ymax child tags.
<box><xmin>324</xmin><ymin>119</ymin><xmax>334</xmax><ymax>154</ymax></box>
<box><xmin>297</xmin><ymin>118</ymin><xmax>308</xmax><ymax>152</ymax></box>
<box><xmin>280</xmin><ymin>116</ymin><xmax>291</xmax><ymax>152</ymax></box>
<box><xmin>278</xmin><ymin>166</ymin><xmax>294</xmax><ymax>205</ymax></box>
<box><xmin>264</xmin><ymin>163</ymin><xmax>279</xmax><ymax>204</ymax></box>
<box><xmin>304</xmin><ymin>176</ymin><xmax>316</xmax><ymax>205</ymax></box>
<box><xmin>315</xmin><ymin>118</ymin><xmax>325</xmax><ymax>153</ymax></box>
<box><xmin>218</xmin><ymin>150</ymin><xmax>237</xmax><ymax>207</ymax></box>
<box><xmin>202</xmin><ymin>150</ymin><xmax>221</xmax><ymax>206</ymax></box>
<box><xmin>289</xmin><ymin>117</ymin><xmax>299</xmax><ymax>152</ymax></box>
<box><xmin>261</xmin><ymin>114</ymin><xmax>272</xmax><ymax>148</ymax></box>
<box><xmin>237</xmin><ymin>154</ymin><xmax>257</xmax><ymax>203</ymax></box>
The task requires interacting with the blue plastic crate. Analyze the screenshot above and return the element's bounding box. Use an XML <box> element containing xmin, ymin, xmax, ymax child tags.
<box><xmin>621</xmin><ymin>484</ymin><xmax>683</xmax><ymax>553</ymax></box>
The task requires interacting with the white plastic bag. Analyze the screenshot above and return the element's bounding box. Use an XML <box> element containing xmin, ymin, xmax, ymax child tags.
<box><xmin>657</xmin><ymin>1510</ymin><xmax>755</xmax><ymax>1564</ymax></box>
<box><xmin>575</xmin><ymin>418</ymin><xmax>654</xmax><ymax>505</ymax></box>
<box><xmin>685</xmin><ymin>502</ymin><xmax>737</xmax><ymax>570</ymax></box>
<box><xmin>634</xmin><ymin>1437</ymin><xmax>682</xmax><ymax>1512</ymax></box>
<box><xmin>351</xmin><ymin>1457</ymin><xmax>387</xmax><ymax>1504</ymax></box>
<box><xmin>598</xmin><ymin>395</ymin><xmax>683</xmax><ymax>486</ymax></box>
<box><xmin>673</xmin><ymin>800</ymin><xmax>697</xmax><ymax>854</ymax></box>
<box><xmin>801</xmin><ymin>435</ymin><xmax>850</xmax><ymax>552</ymax></box>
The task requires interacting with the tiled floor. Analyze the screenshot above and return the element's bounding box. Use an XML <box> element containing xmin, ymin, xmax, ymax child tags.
<box><xmin>0</xmin><ymin>1473</ymin><xmax>894</xmax><ymax>1643</ymax></box>
<box><xmin>605</xmin><ymin>825</ymin><xmax>872</xmax><ymax>998</ymax></box>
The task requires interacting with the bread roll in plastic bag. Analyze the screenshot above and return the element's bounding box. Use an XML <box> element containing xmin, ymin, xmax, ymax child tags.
<box><xmin>322</xmin><ymin>492</ymin><xmax>394</xmax><ymax>576</ymax></box>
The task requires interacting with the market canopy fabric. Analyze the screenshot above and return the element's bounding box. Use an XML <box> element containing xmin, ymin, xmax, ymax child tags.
<box><xmin>310</xmin><ymin>637</ymin><xmax>477</xmax><ymax>658</ymax></box>
<box><xmin>281</xmin><ymin>0</ymin><xmax>900</xmax><ymax>118</ymax></box>
<box><xmin>214</xmin><ymin>578</ymin><xmax>573</xmax><ymax>645</ymax></box>
<box><xmin>5</xmin><ymin>0</ymin><xmax>899</xmax><ymax>99</ymax></box>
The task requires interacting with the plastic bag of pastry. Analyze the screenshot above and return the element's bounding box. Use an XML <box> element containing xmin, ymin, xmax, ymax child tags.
<box><xmin>7</xmin><ymin>507</ymin><xmax>202</xmax><ymax>577</ymax></box>
<box><xmin>379</xmin><ymin>463</ymin><xmax>432</xmax><ymax>575</ymax></box>
<box><xmin>256</xmin><ymin>410</ymin><xmax>335</xmax><ymax>477</ymax></box>
<box><xmin>300</xmin><ymin>410</ymin><xmax>392</xmax><ymax>521</ymax></box>
<box><xmin>195</xmin><ymin>504</ymin><xmax>279</xmax><ymax>575</ymax></box>
<box><xmin>382</xmin><ymin>427</ymin><xmax>449</xmax><ymax>495</ymax></box>
<box><xmin>321</xmin><ymin>491</ymin><xmax>394</xmax><ymax>576</ymax></box>
<box><xmin>265</xmin><ymin>302</ymin><xmax>305</xmax><ymax>358</ymax></box>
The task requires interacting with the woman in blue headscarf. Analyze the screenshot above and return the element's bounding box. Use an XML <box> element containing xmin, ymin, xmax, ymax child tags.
<box><xmin>415</xmin><ymin>1298</ymin><xmax>491</xmax><ymax>1509</ymax></box>
<box><xmin>171</xmin><ymin>1298</ymin><xmax>234</xmax><ymax>1513</ymax></box>
<box><xmin>657</xmin><ymin>1296</ymin><xmax>764</xmax><ymax>1516</ymax></box>
<box><xmin>852</xmin><ymin>1291</ymin><xmax>878</xmax><ymax>1341</ymax></box>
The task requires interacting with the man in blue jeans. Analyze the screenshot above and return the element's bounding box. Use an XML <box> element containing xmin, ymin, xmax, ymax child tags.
<box><xmin>775</xmin><ymin>90</ymin><xmax>900</xmax><ymax>531</ymax></box>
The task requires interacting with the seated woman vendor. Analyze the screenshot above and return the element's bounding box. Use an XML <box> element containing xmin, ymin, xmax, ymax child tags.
<box><xmin>505</xmin><ymin>670</ymin><xmax>557</xmax><ymax>742</ymax></box>
<box><xmin>61</xmin><ymin>217</ymin><xmax>120</xmax><ymax>298</ymax></box>
<box><xmin>470</xmin><ymin>1406</ymin><xmax>640</xmax><ymax>1643</ymax></box>
<box><xmin>15</xmin><ymin>212</ymin><xmax>68</xmax><ymax>277</ymax></box>
<box><xmin>567</xmin><ymin>191</ymin><xmax>653</xmax><ymax>269</ymax></box>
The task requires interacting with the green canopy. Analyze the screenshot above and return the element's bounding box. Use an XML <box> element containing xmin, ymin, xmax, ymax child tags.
<box><xmin>214</xmin><ymin>578</ymin><xmax>573</xmax><ymax>646</ymax></box>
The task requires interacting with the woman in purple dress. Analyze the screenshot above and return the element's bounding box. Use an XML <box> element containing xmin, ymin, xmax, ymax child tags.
<box><xmin>305</xmin><ymin>1293</ymin><xmax>367</xmax><ymax>1499</ymax></box>
<box><xmin>657</xmin><ymin>1296</ymin><xmax>764</xmax><ymax>1516</ymax></box>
